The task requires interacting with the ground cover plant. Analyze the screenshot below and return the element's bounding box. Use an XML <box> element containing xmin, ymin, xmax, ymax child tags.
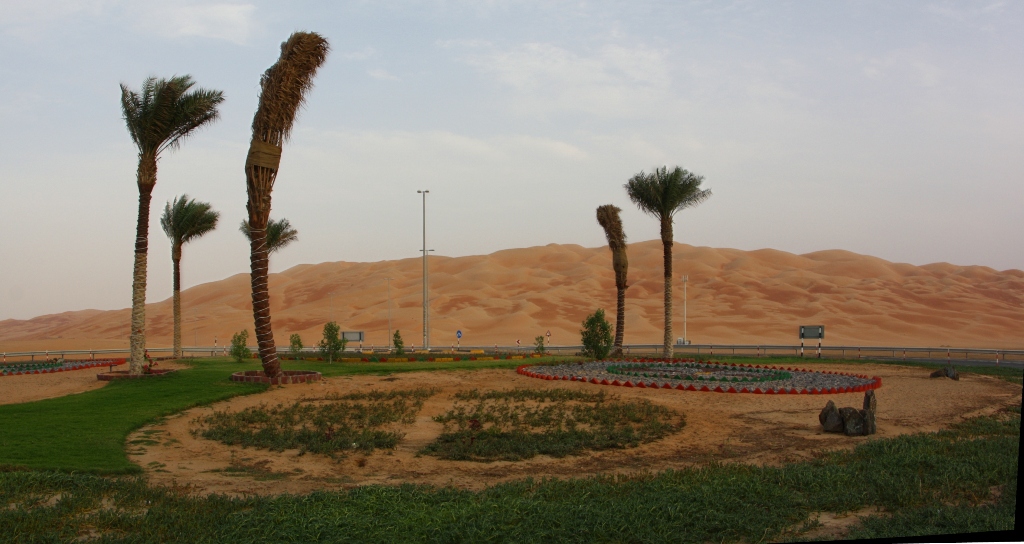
<box><xmin>194</xmin><ymin>388</ymin><xmax>438</xmax><ymax>457</ymax></box>
<box><xmin>1</xmin><ymin>408</ymin><xmax>1016</xmax><ymax>543</ymax></box>
<box><xmin>421</xmin><ymin>388</ymin><xmax>685</xmax><ymax>461</ymax></box>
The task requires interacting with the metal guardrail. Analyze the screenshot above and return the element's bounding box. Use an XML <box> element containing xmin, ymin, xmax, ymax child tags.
<box><xmin>3</xmin><ymin>343</ymin><xmax>1022</xmax><ymax>366</ymax></box>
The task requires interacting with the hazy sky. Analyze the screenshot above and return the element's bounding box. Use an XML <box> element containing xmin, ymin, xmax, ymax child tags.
<box><xmin>1</xmin><ymin>1</ymin><xmax>1022</xmax><ymax>321</ymax></box>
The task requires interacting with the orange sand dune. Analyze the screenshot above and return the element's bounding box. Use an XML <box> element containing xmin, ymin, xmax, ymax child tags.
<box><xmin>2</xmin><ymin>241</ymin><xmax>1022</xmax><ymax>352</ymax></box>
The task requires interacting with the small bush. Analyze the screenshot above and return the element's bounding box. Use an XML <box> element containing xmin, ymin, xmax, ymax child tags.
<box><xmin>393</xmin><ymin>330</ymin><xmax>405</xmax><ymax>356</ymax></box>
<box><xmin>229</xmin><ymin>330</ymin><xmax>250</xmax><ymax>363</ymax></box>
<box><xmin>318</xmin><ymin>321</ymin><xmax>347</xmax><ymax>363</ymax></box>
<box><xmin>289</xmin><ymin>333</ymin><xmax>303</xmax><ymax>357</ymax></box>
<box><xmin>580</xmin><ymin>309</ymin><xmax>613</xmax><ymax>360</ymax></box>
<box><xmin>534</xmin><ymin>335</ymin><xmax>546</xmax><ymax>355</ymax></box>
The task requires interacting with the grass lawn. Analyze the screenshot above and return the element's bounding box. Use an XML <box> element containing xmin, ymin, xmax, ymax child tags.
<box><xmin>0</xmin><ymin>355</ymin><xmax>1017</xmax><ymax>541</ymax></box>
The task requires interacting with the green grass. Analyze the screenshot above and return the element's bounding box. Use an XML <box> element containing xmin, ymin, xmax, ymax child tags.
<box><xmin>196</xmin><ymin>388</ymin><xmax>438</xmax><ymax>457</ymax></box>
<box><xmin>421</xmin><ymin>388</ymin><xmax>685</xmax><ymax>461</ymax></box>
<box><xmin>0</xmin><ymin>360</ymin><xmax>266</xmax><ymax>473</ymax></box>
<box><xmin>0</xmin><ymin>356</ymin><xmax>560</xmax><ymax>474</ymax></box>
<box><xmin>0</xmin><ymin>409</ymin><xmax>1016</xmax><ymax>543</ymax></box>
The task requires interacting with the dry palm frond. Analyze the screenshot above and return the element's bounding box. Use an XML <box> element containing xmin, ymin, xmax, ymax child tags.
<box><xmin>597</xmin><ymin>204</ymin><xmax>629</xmax><ymax>289</ymax></box>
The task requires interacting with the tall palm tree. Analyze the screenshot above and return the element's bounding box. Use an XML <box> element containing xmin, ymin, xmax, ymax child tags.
<box><xmin>160</xmin><ymin>195</ymin><xmax>220</xmax><ymax>358</ymax></box>
<box><xmin>245</xmin><ymin>32</ymin><xmax>330</xmax><ymax>378</ymax></box>
<box><xmin>596</xmin><ymin>205</ymin><xmax>629</xmax><ymax>357</ymax></box>
<box><xmin>121</xmin><ymin>76</ymin><xmax>224</xmax><ymax>374</ymax></box>
<box><xmin>625</xmin><ymin>166</ymin><xmax>711</xmax><ymax>358</ymax></box>
<box><xmin>239</xmin><ymin>217</ymin><xmax>298</xmax><ymax>254</ymax></box>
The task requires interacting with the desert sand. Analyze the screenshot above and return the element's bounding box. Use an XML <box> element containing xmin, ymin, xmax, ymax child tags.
<box><xmin>127</xmin><ymin>363</ymin><xmax>1022</xmax><ymax>496</ymax></box>
<box><xmin>2</xmin><ymin>241</ymin><xmax>1023</xmax><ymax>352</ymax></box>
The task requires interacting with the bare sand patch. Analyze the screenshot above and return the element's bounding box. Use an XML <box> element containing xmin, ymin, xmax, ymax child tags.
<box><xmin>128</xmin><ymin>363</ymin><xmax>1021</xmax><ymax>496</ymax></box>
<box><xmin>0</xmin><ymin>360</ymin><xmax>192</xmax><ymax>405</ymax></box>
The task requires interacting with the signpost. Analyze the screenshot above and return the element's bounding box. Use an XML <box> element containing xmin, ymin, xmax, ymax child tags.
<box><xmin>456</xmin><ymin>330</ymin><xmax>462</xmax><ymax>350</ymax></box>
<box><xmin>799</xmin><ymin>325</ymin><xmax>825</xmax><ymax>358</ymax></box>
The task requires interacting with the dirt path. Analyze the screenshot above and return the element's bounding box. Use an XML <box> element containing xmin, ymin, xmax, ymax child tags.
<box><xmin>0</xmin><ymin>360</ymin><xmax>192</xmax><ymax>405</ymax></box>
<box><xmin>127</xmin><ymin>363</ymin><xmax>1021</xmax><ymax>496</ymax></box>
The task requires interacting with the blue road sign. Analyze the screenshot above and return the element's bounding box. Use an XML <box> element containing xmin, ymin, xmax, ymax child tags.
<box><xmin>456</xmin><ymin>330</ymin><xmax>463</xmax><ymax>339</ymax></box>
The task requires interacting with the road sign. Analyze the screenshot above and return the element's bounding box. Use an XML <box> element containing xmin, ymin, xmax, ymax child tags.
<box><xmin>456</xmin><ymin>330</ymin><xmax>462</xmax><ymax>339</ymax></box>
<box><xmin>516</xmin><ymin>339</ymin><xmax>521</xmax><ymax>346</ymax></box>
<box><xmin>799</xmin><ymin>326</ymin><xmax>825</xmax><ymax>339</ymax></box>
<box><xmin>546</xmin><ymin>330</ymin><xmax>551</xmax><ymax>337</ymax></box>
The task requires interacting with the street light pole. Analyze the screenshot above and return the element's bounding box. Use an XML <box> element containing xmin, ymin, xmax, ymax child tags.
<box><xmin>329</xmin><ymin>291</ymin><xmax>335</xmax><ymax>323</ymax></box>
<box><xmin>417</xmin><ymin>190</ymin><xmax>431</xmax><ymax>350</ymax></box>
<box><xmin>682</xmin><ymin>275</ymin><xmax>688</xmax><ymax>345</ymax></box>
<box><xmin>384</xmin><ymin>277</ymin><xmax>394</xmax><ymax>351</ymax></box>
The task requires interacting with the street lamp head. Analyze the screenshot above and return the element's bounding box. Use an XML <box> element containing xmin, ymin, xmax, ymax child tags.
<box><xmin>417</xmin><ymin>190</ymin><xmax>429</xmax><ymax>194</ymax></box>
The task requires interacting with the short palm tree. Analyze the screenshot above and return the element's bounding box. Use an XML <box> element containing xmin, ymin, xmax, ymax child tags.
<box><xmin>625</xmin><ymin>166</ymin><xmax>711</xmax><ymax>358</ymax></box>
<box><xmin>239</xmin><ymin>217</ymin><xmax>298</xmax><ymax>254</ymax></box>
<box><xmin>596</xmin><ymin>204</ymin><xmax>629</xmax><ymax>356</ymax></box>
<box><xmin>244</xmin><ymin>32</ymin><xmax>329</xmax><ymax>378</ymax></box>
<box><xmin>160</xmin><ymin>195</ymin><xmax>220</xmax><ymax>358</ymax></box>
<box><xmin>121</xmin><ymin>76</ymin><xmax>224</xmax><ymax>374</ymax></box>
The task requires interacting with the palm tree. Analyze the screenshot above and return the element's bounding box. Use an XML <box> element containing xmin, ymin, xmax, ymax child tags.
<box><xmin>596</xmin><ymin>205</ymin><xmax>629</xmax><ymax>357</ymax></box>
<box><xmin>160</xmin><ymin>195</ymin><xmax>220</xmax><ymax>358</ymax></box>
<box><xmin>239</xmin><ymin>217</ymin><xmax>298</xmax><ymax>254</ymax></box>
<box><xmin>625</xmin><ymin>166</ymin><xmax>711</xmax><ymax>358</ymax></box>
<box><xmin>121</xmin><ymin>76</ymin><xmax>224</xmax><ymax>374</ymax></box>
<box><xmin>244</xmin><ymin>32</ymin><xmax>330</xmax><ymax>378</ymax></box>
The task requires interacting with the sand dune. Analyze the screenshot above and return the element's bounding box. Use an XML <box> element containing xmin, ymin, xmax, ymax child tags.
<box><xmin>2</xmin><ymin>240</ymin><xmax>1022</xmax><ymax>352</ymax></box>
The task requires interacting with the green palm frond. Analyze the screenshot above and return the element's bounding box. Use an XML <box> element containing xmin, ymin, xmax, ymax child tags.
<box><xmin>160</xmin><ymin>195</ymin><xmax>220</xmax><ymax>248</ymax></box>
<box><xmin>120</xmin><ymin>75</ymin><xmax>225</xmax><ymax>157</ymax></box>
<box><xmin>240</xmin><ymin>217</ymin><xmax>299</xmax><ymax>254</ymax></box>
<box><xmin>624</xmin><ymin>166</ymin><xmax>711</xmax><ymax>220</ymax></box>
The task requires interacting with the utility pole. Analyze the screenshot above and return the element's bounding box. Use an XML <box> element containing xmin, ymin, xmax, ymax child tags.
<box><xmin>682</xmin><ymin>275</ymin><xmax>688</xmax><ymax>345</ymax></box>
<box><xmin>384</xmin><ymin>277</ymin><xmax>394</xmax><ymax>351</ymax></box>
<box><xmin>417</xmin><ymin>190</ymin><xmax>432</xmax><ymax>350</ymax></box>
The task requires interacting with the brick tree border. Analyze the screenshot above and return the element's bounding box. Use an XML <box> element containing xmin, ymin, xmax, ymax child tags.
<box><xmin>516</xmin><ymin>359</ymin><xmax>882</xmax><ymax>394</ymax></box>
<box><xmin>97</xmin><ymin>368</ymin><xmax>178</xmax><ymax>381</ymax></box>
<box><xmin>230</xmin><ymin>370</ymin><xmax>321</xmax><ymax>385</ymax></box>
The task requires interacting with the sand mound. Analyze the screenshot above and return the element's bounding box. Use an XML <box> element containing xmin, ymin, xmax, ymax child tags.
<box><xmin>2</xmin><ymin>241</ymin><xmax>1022</xmax><ymax>351</ymax></box>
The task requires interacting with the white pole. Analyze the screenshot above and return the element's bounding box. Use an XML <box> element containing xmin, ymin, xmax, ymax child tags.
<box><xmin>385</xmin><ymin>277</ymin><xmax>394</xmax><ymax>351</ymax></box>
<box><xmin>418</xmin><ymin>190</ymin><xmax>430</xmax><ymax>350</ymax></box>
<box><xmin>682</xmin><ymin>275</ymin><xmax>688</xmax><ymax>345</ymax></box>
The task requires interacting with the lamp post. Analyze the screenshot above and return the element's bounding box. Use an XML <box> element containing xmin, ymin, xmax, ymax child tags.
<box><xmin>384</xmin><ymin>277</ymin><xmax>394</xmax><ymax>351</ymax></box>
<box><xmin>682</xmin><ymin>275</ymin><xmax>688</xmax><ymax>345</ymax></box>
<box><xmin>329</xmin><ymin>291</ymin><xmax>335</xmax><ymax>323</ymax></box>
<box><xmin>417</xmin><ymin>190</ymin><xmax>433</xmax><ymax>350</ymax></box>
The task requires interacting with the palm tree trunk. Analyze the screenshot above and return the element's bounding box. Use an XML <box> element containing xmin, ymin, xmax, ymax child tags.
<box><xmin>171</xmin><ymin>245</ymin><xmax>182</xmax><ymax>358</ymax></box>
<box><xmin>661</xmin><ymin>217</ymin><xmax>673</xmax><ymax>359</ymax></box>
<box><xmin>248</xmin><ymin>225</ymin><xmax>281</xmax><ymax>377</ymax></box>
<box><xmin>129</xmin><ymin>155</ymin><xmax>156</xmax><ymax>375</ymax></box>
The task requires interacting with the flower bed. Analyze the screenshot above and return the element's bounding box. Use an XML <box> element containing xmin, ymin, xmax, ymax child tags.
<box><xmin>229</xmin><ymin>370</ymin><xmax>321</xmax><ymax>385</ymax></box>
<box><xmin>2</xmin><ymin>359</ymin><xmax>125</xmax><ymax>377</ymax></box>
<box><xmin>518</xmin><ymin>359</ymin><xmax>881</xmax><ymax>394</ymax></box>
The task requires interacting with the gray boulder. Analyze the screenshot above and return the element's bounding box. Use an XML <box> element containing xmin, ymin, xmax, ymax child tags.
<box><xmin>819</xmin><ymin>401</ymin><xmax>844</xmax><ymax>433</ymax></box>
<box><xmin>863</xmin><ymin>390</ymin><xmax>877</xmax><ymax>414</ymax></box>
<box><xmin>841</xmin><ymin>407</ymin><xmax>865</xmax><ymax>436</ymax></box>
<box><xmin>861</xmin><ymin>409</ymin><xmax>876</xmax><ymax>435</ymax></box>
<box><xmin>945</xmin><ymin>366</ymin><xmax>960</xmax><ymax>381</ymax></box>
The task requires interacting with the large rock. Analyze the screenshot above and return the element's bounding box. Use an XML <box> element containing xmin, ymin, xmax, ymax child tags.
<box><xmin>819</xmin><ymin>400</ymin><xmax>844</xmax><ymax>433</ymax></box>
<box><xmin>861</xmin><ymin>409</ymin><xmax>876</xmax><ymax>435</ymax></box>
<box><xmin>863</xmin><ymin>390</ymin><xmax>876</xmax><ymax>414</ymax></box>
<box><xmin>930</xmin><ymin>368</ymin><xmax>946</xmax><ymax>378</ymax></box>
<box><xmin>945</xmin><ymin>366</ymin><xmax>960</xmax><ymax>381</ymax></box>
<box><xmin>841</xmin><ymin>407</ymin><xmax>865</xmax><ymax>436</ymax></box>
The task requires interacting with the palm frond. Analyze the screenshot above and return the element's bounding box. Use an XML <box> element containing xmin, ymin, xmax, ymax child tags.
<box><xmin>240</xmin><ymin>217</ymin><xmax>299</xmax><ymax>254</ymax></box>
<box><xmin>251</xmin><ymin>32</ymin><xmax>330</xmax><ymax>146</ymax></box>
<box><xmin>160</xmin><ymin>194</ymin><xmax>220</xmax><ymax>248</ymax></box>
<box><xmin>596</xmin><ymin>204</ymin><xmax>627</xmax><ymax>249</ymax></box>
<box><xmin>121</xmin><ymin>75</ymin><xmax>224</xmax><ymax>156</ymax></box>
<box><xmin>624</xmin><ymin>165</ymin><xmax>711</xmax><ymax>220</ymax></box>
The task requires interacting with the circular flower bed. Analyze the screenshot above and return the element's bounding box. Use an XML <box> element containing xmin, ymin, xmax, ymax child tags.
<box><xmin>229</xmin><ymin>370</ymin><xmax>321</xmax><ymax>385</ymax></box>
<box><xmin>518</xmin><ymin>359</ymin><xmax>880</xmax><ymax>394</ymax></box>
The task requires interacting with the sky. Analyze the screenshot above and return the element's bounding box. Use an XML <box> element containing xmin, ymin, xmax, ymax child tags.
<box><xmin>1</xmin><ymin>0</ymin><xmax>1022</xmax><ymax>321</ymax></box>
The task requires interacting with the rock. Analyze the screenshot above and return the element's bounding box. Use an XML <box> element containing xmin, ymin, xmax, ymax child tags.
<box><xmin>820</xmin><ymin>400</ymin><xmax>844</xmax><ymax>433</ymax></box>
<box><xmin>945</xmin><ymin>366</ymin><xmax>960</xmax><ymax>381</ymax></box>
<box><xmin>930</xmin><ymin>369</ymin><xmax>946</xmax><ymax>378</ymax></box>
<box><xmin>861</xmin><ymin>409</ymin><xmax>876</xmax><ymax>435</ymax></box>
<box><xmin>841</xmin><ymin>407</ymin><xmax>865</xmax><ymax>436</ymax></box>
<box><xmin>863</xmin><ymin>390</ymin><xmax>876</xmax><ymax>414</ymax></box>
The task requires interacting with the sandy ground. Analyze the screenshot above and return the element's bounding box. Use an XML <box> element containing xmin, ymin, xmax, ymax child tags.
<box><xmin>126</xmin><ymin>363</ymin><xmax>1022</xmax><ymax>496</ymax></box>
<box><xmin>0</xmin><ymin>360</ymin><xmax>191</xmax><ymax>405</ymax></box>
<box><xmin>4</xmin><ymin>241</ymin><xmax>1023</xmax><ymax>352</ymax></box>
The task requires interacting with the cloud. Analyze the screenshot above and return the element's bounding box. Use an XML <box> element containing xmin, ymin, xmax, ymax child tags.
<box><xmin>368</xmin><ymin>68</ymin><xmax>400</xmax><ymax>81</ymax></box>
<box><xmin>342</xmin><ymin>46</ymin><xmax>376</xmax><ymax>61</ymax></box>
<box><xmin>456</xmin><ymin>41</ymin><xmax>675</xmax><ymax>118</ymax></box>
<box><xmin>861</xmin><ymin>47</ymin><xmax>943</xmax><ymax>87</ymax></box>
<box><xmin>130</xmin><ymin>2</ymin><xmax>257</xmax><ymax>45</ymax></box>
